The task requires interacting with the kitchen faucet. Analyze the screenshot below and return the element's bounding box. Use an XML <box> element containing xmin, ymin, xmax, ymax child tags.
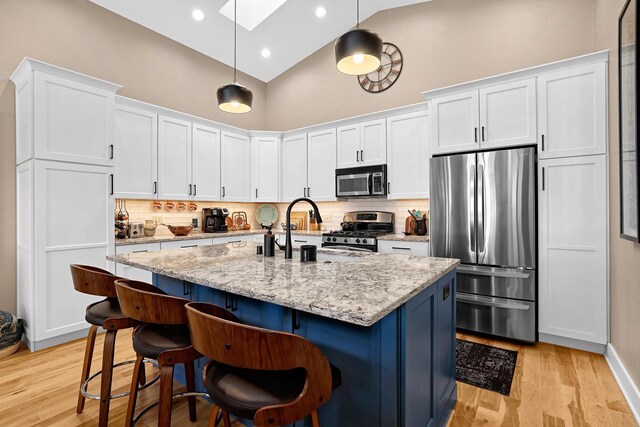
<box><xmin>283</xmin><ymin>197</ymin><xmax>323</xmax><ymax>259</ymax></box>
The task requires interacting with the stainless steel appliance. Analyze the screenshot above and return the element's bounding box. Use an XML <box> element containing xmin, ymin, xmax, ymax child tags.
<box><xmin>322</xmin><ymin>211</ymin><xmax>394</xmax><ymax>252</ymax></box>
<box><xmin>430</xmin><ymin>147</ymin><xmax>537</xmax><ymax>342</ymax></box>
<box><xmin>336</xmin><ymin>165</ymin><xmax>387</xmax><ymax>198</ymax></box>
<box><xmin>202</xmin><ymin>208</ymin><xmax>229</xmax><ymax>233</ymax></box>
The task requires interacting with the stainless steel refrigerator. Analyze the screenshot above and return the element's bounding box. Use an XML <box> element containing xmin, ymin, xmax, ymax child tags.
<box><xmin>430</xmin><ymin>147</ymin><xmax>537</xmax><ymax>342</ymax></box>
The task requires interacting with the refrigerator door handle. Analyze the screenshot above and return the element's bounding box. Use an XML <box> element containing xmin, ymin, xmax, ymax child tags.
<box><xmin>469</xmin><ymin>162</ymin><xmax>476</xmax><ymax>253</ymax></box>
<box><xmin>477</xmin><ymin>162</ymin><xmax>485</xmax><ymax>255</ymax></box>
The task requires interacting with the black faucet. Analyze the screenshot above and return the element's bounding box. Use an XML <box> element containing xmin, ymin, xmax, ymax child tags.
<box><xmin>284</xmin><ymin>197</ymin><xmax>323</xmax><ymax>259</ymax></box>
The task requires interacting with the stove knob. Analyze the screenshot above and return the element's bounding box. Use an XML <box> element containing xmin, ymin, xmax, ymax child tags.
<box><xmin>344</xmin><ymin>239</ymin><xmax>348</xmax><ymax>243</ymax></box>
<box><xmin>332</xmin><ymin>237</ymin><xmax>337</xmax><ymax>242</ymax></box>
<box><xmin>355</xmin><ymin>239</ymin><xmax>361</xmax><ymax>243</ymax></box>
<box><xmin>363</xmin><ymin>239</ymin><xmax>368</xmax><ymax>244</ymax></box>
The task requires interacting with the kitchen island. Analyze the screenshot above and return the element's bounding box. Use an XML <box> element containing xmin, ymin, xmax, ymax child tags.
<box><xmin>108</xmin><ymin>242</ymin><xmax>459</xmax><ymax>427</ymax></box>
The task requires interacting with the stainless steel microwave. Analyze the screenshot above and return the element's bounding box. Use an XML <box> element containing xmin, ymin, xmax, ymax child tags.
<box><xmin>335</xmin><ymin>165</ymin><xmax>387</xmax><ymax>198</ymax></box>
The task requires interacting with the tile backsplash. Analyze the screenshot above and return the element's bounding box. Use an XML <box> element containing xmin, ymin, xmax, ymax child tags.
<box><xmin>120</xmin><ymin>198</ymin><xmax>429</xmax><ymax>236</ymax></box>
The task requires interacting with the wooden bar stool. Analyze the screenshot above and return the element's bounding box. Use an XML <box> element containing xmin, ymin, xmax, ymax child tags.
<box><xmin>185</xmin><ymin>302</ymin><xmax>342</xmax><ymax>427</ymax></box>
<box><xmin>71</xmin><ymin>264</ymin><xmax>156</xmax><ymax>427</ymax></box>
<box><xmin>115</xmin><ymin>279</ymin><xmax>203</xmax><ymax>427</ymax></box>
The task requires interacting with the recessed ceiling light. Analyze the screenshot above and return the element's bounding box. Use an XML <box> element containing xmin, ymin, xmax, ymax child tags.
<box><xmin>192</xmin><ymin>9</ymin><xmax>205</xmax><ymax>21</ymax></box>
<box><xmin>261</xmin><ymin>48</ymin><xmax>271</xmax><ymax>58</ymax></box>
<box><xmin>315</xmin><ymin>6</ymin><xmax>327</xmax><ymax>18</ymax></box>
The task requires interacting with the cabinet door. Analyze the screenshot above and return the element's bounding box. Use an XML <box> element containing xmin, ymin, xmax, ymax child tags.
<box><xmin>538</xmin><ymin>155</ymin><xmax>607</xmax><ymax>344</ymax></box>
<box><xmin>430</xmin><ymin>90</ymin><xmax>480</xmax><ymax>154</ymax></box>
<box><xmin>160</xmin><ymin>238</ymin><xmax>213</xmax><ymax>250</ymax></box>
<box><xmin>192</xmin><ymin>124</ymin><xmax>221</xmax><ymax>201</ymax></box>
<box><xmin>435</xmin><ymin>275</ymin><xmax>456</xmax><ymax>424</ymax></box>
<box><xmin>336</xmin><ymin>124</ymin><xmax>360</xmax><ymax>169</ymax></box>
<box><xmin>113</xmin><ymin>104</ymin><xmax>157</xmax><ymax>199</ymax></box>
<box><xmin>34</xmin><ymin>160</ymin><xmax>113</xmax><ymax>341</ymax></box>
<box><xmin>33</xmin><ymin>71</ymin><xmax>114</xmax><ymax>166</ymax></box>
<box><xmin>281</xmin><ymin>134</ymin><xmax>308</xmax><ymax>201</ymax></box>
<box><xmin>537</xmin><ymin>62</ymin><xmax>607</xmax><ymax>158</ymax></box>
<box><xmin>221</xmin><ymin>131</ymin><xmax>251</xmax><ymax>202</ymax></box>
<box><xmin>360</xmin><ymin>119</ymin><xmax>386</xmax><ymax>166</ymax></box>
<box><xmin>252</xmin><ymin>136</ymin><xmax>280</xmax><ymax>202</ymax></box>
<box><xmin>158</xmin><ymin>115</ymin><xmax>192</xmax><ymax>199</ymax></box>
<box><xmin>479</xmin><ymin>79</ymin><xmax>537</xmax><ymax>149</ymax></box>
<box><xmin>387</xmin><ymin>111</ymin><xmax>430</xmax><ymax>199</ymax></box>
<box><xmin>307</xmin><ymin>128</ymin><xmax>337</xmax><ymax>201</ymax></box>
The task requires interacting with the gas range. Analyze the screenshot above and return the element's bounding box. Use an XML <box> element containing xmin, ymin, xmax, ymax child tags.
<box><xmin>322</xmin><ymin>211</ymin><xmax>395</xmax><ymax>252</ymax></box>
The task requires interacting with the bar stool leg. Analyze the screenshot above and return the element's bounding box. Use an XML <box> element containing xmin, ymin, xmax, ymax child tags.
<box><xmin>185</xmin><ymin>360</ymin><xmax>197</xmax><ymax>422</ymax></box>
<box><xmin>158</xmin><ymin>363</ymin><xmax>175</xmax><ymax>427</ymax></box>
<box><xmin>311</xmin><ymin>410</ymin><xmax>320</xmax><ymax>427</ymax></box>
<box><xmin>98</xmin><ymin>329</ymin><xmax>118</xmax><ymax>427</ymax></box>
<box><xmin>221</xmin><ymin>410</ymin><xmax>232</xmax><ymax>427</ymax></box>
<box><xmin>124</xmin><ymin>354</ymin><xmax>145</xmax><ymax>427</ymax></box>
<box><xmin>138</xmin><ymin>359</ymin><xmax>147</xmax><ymax>386</ymax></box>
<box><xmin>76</xmin><ymin>325</ymin><xmax>98</xmax><ymax>414</ymax></box>
<box><xmin>208</xmin><ymin>404</ymin><xmax>221</xmax><ymax>427</ymax></box>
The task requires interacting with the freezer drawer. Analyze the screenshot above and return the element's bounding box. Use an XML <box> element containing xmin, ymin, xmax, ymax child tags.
<box><xmin>456</xmin><ymin>292</ymin><xmax>536</xmax><ymax>342</ymax></box>
<box><xmin>457</xmin><ymin>265</ymin><xmax>535</xmax><ymax>301</ymax></box>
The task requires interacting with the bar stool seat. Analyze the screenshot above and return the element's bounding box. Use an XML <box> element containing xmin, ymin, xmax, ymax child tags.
<box><xmin>204</xmin><ymin>362</ymin><xmax>342</xmax><ymax>420</ymax></box>
<box><xmin>132</xmin><ymin>324</ymin><xmax>192</xmax><ymax>360</ymax></box>
<box><xmin>85</xmin><ymin>298</ymin><xmax>124</xmax><ymax>326</ymax></box>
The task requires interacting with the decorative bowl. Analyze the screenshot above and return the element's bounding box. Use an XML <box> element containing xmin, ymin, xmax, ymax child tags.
<box><xmin>162</xmin><ymin>224</ymin><xmax>193</xmax><ymax>236</ymax></box>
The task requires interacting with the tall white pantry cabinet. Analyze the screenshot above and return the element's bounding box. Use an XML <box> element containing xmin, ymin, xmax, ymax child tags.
<box><xmin>11</xmin><ymin>58</ymin><xmax>120</xmax><ymax>351</ymax></box>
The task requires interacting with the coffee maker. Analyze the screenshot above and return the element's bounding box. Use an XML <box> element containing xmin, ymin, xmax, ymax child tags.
<box><xmin>202</xmin><ymin>208</ymin><xmax>229</xmax><ymax>233</ymax></box>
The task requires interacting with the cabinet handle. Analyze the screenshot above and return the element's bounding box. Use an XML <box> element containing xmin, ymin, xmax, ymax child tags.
<box><xmin>360</xmin><ymin>150</ymin><xmax>364</xmax><ymax>161</ymax></box>
<box><xmin>189</xmin><ymin>184</ymin><xmax>192</xmax><ymax>195</ymax></box>
<box><xmin>193</xmin><ymin>184</ymin><xmax>197</xmax><ymax>196</ymax></box>
<box><xmin>110</xmin><ymin>174</ymin><xmax>114</xmax><ymax>195</ymax></box>
<box><xmin>181</xmin><ymin>244</ymin><xmax>198</xmax><ymax>248</ymax></box>
<box><xmin>109</xmin><ymin>144</ymin><xmax>114</xmax><ymax>160</ymax></box>
<box><xmin>183</xmin><ymin>281</ymin><xmax>192</xmax><ymax>296</ymax></box>
<box><xmin>392</xmin><ymin>246</ymin><xmax>411</xmax><ymax>251</ymax></box>
<box><xmin>541</xmin><ymin>134</ymin><xmax>545</xmax><ymax>151</ymax></box>
<box><xmin>294</xmin><ymin>239</ymin><xmax>308</xmax><ymax>243</ymax></box>
<box><xmin>153</xmin><ymin>181</ymin><xmax>157</xmax><ymax>194</ymax></box>
<box><xmin>256</xmin><ymin>188</ymin><xmax>258</xmax><ymax>198</ymax></box>
<box><xmin>481</xmin><ymin>126</ymin><xmax>485</xmax><ymax>142</ymax></box>
<box><xmin>132</xmin><ymin>250</ymin><xmax>148</xmax><ymax>254</ymax></box>
<box><xmin>225</xmin><ymin>294</ymin><xmax>232</xmax><ymax>309</ymax></box>
<box><xmin>231</xmin><ymin>296</ymin><xmax>238</xmax><ymax>311</ymax></box>
<box><xmin>356</xmin><ymin>150</ymin><xmax>359</xmax><ymax>162</ymax></box>
<box><xmin>443</xmin><ymin>284</ymin><xmax>450</xmax><ymax>300</ymax></box>
<box><xmin>307</xmin><ymin>187</ymin><xmax>310</xmax><ymax>197</ymax></box>
<box><xmin>303</xmin><ymin>187</ymin><xmax>307</xmax><ymax>197</ymax></box>
<box><xmin>542</xmin><ymin>167</ymin><xmax>545</xmax><ymax>191</ymax></box>
<box><xmin>228</xmin><ymin>240</ymin><xmax>242</xmax><ymax>244</ymax></box>
<box><xmin>292</xmin><ymin>309</ymin><xmax>301</xmax><ymax>331</ymax></box>
<box><xmin>222</xmin><ymin>186</ymin><xmax>225</xmax><ymax>197</ymax></box>
<box><xmin>474</xmin><ymin>127</ymin><xmax>478</xmax><ymax>143</ymax></box>
<box><xmin>387</xmin><ymin>182</ymin><xmax>391</xmax><ymax>194</ymax></box>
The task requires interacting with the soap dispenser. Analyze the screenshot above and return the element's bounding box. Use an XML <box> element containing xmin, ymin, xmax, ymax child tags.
<box><xmin>263</xmin><ymin>226</ymin><xmax>275</xmax><ymax>257</ymax></box>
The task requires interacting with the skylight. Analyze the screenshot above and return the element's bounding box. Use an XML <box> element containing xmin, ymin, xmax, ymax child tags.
<box><xmin>219</xmin><ymin>0</ymin><xmax>289</xmax><ymax>32</ymax></box>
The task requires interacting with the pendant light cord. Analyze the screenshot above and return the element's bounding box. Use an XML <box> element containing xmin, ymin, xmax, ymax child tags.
<box><xmin>356</xmin><ymin>0</ymin><xmax>360</xmax><ymax>29</ymax></box>
<box><xmin>233</xmin><ymin>0</ymin><xmax>237</xmax><ymax>83</ymax></box>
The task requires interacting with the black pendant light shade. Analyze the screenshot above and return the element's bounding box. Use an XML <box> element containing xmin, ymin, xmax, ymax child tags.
<box><xmin>217</xmin><ymin>82</ymin><xmax>253</xmax><ymax>113</ymax></box>
<box><xmin>218</xmin><ymin>0</ymin><xmax>253</xmax><ymax>114</ymax></box>
<box><xmin>335</xmin><ymin>28</ymin><xmax>383</xmax><ymax>75</ymax></box>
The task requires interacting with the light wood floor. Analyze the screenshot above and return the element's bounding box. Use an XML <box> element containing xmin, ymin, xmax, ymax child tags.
<box><xmin>0</xmin><ymin>330</ymin><xmax>636</xmax><ymax>426</ymax></box>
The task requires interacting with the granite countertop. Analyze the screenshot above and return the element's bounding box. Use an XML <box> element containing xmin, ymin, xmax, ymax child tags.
<box><xmin>108</xmin><ymin>243</ymin><xmax>458</xmax><ymax>327</ymax></box>
<box><xmin>378</xmin><ymin>234</ymin><xmax>430</xmax><ymax>243</ymax></box>
<box><xmin>115</xmin><ymin>229</ymin><xmax>326</xmax><ymax>246</ymax></box>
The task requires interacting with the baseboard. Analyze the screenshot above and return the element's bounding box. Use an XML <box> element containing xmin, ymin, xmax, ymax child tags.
<box><xmin>23</xmin><ymin>327</ymin><xmax>98</xmax><ymax>352</ymax></box>
<box><xmin>539</xmin><ymin>333</ymin><xmax>606</xmax><ymax>354</ymax></box>
<box><xmin>605</xmin><ymin>344</ymin><xmax>640</xmax><ymax>424</ymax></box>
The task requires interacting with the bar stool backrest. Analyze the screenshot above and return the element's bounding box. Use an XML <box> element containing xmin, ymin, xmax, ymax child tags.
<box><xmin>70</xmin><ymin>264</ymin><xmax>122</xmax><ymax>298</ymax></box>
<box><xmin>185</xmin><ymin>302</ymin><xmax>333</xmax><ymax>426</ymax></box>
<box><xmin>115</xmin><ymin>279</ymin><xmax>189</xmax><ymax>325</ymax></box>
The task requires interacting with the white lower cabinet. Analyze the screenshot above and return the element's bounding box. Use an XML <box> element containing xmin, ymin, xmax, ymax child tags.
<box><xmin>377</xmin><ymin>241</ymin><xmax>430</xmax><ymax>256</ymax></box>
<box><xmin>387</xmin><ymin>111</ymin><xmax>430</xmax><ymax>199</ymax></box>
<box><xmin>538</xmin><ymin>155</ymin><xmax>608</xmax><ymax>345</ymax></box>
<box><xmin>160</xmin><ymin>238</ymin><xmax>214</xmax><ymax>250</ymax></box>
<box><xmin>115</xmin><ymin>243</ymin><xmax>161</xmax><ymax>282</ymax></box>
<box><xmin>276</xmin><ymin>234</ymin><xmax>323</xmax><ymax>248</ymax></box>
<box><xmin>211</xmin><ymin>235</ymin><xmax>253</xmax><ymax>245</ymax></box>
<box><xmin>17</xmin><ymin>160</ymin><xmax>114</xmax><ymax>351</ymax></box>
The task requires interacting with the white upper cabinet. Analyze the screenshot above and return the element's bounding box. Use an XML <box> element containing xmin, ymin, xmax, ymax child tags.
<box><xmin>537</xmin><ymin>62</ymin><xmax>607</xmax><ymax>158</ymax></box>
<box><xmin>360</xmin><ymin>119</ymin><xmax>387</xmax><ymax>166</ymax></box>
<box><xmin>113</xmin><ymin>104</ymin><xmax>158</xmax><ymax>199</ymax></box>
<box><xmin>192</xmin><ymin>124</ymin><xmax>221</xmax><ymax>201</ymax></box>
<box><xmin>10</xmin><ymin>59</ymin><xmax>121</xmax><ymax>166</ymax></box>
<box><xmin>430</xmin><ymin>90</ymin><xmax>480</xmax><ymax>154</ymax></box>
<box><xmin>479</xmin><ymin>79</ymin><xmax>537</xmax><ymax>149</ymax></box>
<box><xmin>538</xmin><ymin>155</ymin><xmax>607</xmax><ymax>344</ymax></box>
<box><xmin>221</xmin><ymin>131</ymin><xmax>251</xmax><ymax>202</ymax></box>
<box><xmin>252</xmin><ymin>136</ymin><xmax>280</xmax><ymax>202</ymax></box>
<box><xmin>387</xmin><ymin>111</ymin><xmax>430</xmax><ymax>199</ymax></box>
<box><xmin>281</xmin><ymin>133</ymin><xmax>308</xmax><ymax>201</ymax></box>
<box><xmin>158</xmin><ymin>115</ymin><xmax>192</xmax><ymax>200</ymax></box>
<box><xmin>307</xmin><ymin>128</ymin><xmax>337</xmax><ymax>201</ymax></box>
<box><xmin>336</xmin><ymin>119</ymin><xmax>386</xmax><ymax>168</ymax></box>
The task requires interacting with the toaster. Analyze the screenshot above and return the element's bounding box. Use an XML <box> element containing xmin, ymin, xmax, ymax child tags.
<box><xmin>129</xmin><ymin>222</ymin><xmax>144</xmax><ymax>238</ymax></box>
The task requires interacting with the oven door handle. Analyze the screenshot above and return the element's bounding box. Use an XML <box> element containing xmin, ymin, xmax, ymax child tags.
<box><xmin>457</xmin><ymin>293</ymin><xmax>530</xmax><ymax>310</ymax></box>
<box><xmin>321</xmin><ymin>245</ymin><xmax>373</xmax><ymax>253</ymax></box>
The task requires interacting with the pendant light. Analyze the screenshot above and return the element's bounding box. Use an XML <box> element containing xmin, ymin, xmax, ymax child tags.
<box><xmin>335</xmin><ymin>0</ymin><xmax>383</xmax><ymax>75</ymax></box>
<box><xmin>217</xmin><ymin>0</ymin><xmax>253</xmax><ymax>113</ymax></box>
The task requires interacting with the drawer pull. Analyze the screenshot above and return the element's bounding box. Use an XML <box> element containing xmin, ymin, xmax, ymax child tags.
<box><xmin>457</xmin><ymin>293</ymin><xmax>530</xmax><ymax>310</ymax></box>
<box><xmin>181</xmin><ymin>245</ymin><xmax>198</xmax><ymax>248</ymax></box>
<box><xmin>294</xmin><ymin>239</ymin><xmax>307</xmax><ymax>243</ymax></box>
<box><xmin>132</xmin><ymin>250</ymin><xmax>148</xmax><ymax>254</ymax></box>
<box><xmin>392</xmin><ymin>246</ymin><xmax>411</xmax><ymax>250</ymax></box>
<box><xmin>228</xmin><ymin>240</ymin><xmax>242</xmax><ymax>244</ymax></box>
